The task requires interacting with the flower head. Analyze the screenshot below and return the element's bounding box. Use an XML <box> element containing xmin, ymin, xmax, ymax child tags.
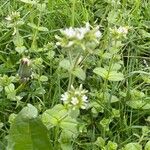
<box><xmin>110</xmin><ymin>26</ymin><xmax>129</xmax><ymax>39</ymax></box>
<box><xmin>61</xmin><ymin>84</ymin><xmax>88</xmax><ymax>109</ymax></box>
<box><xmin>55</xmin><ymin>22</ymin><xmax>102</xmax><ymax>48</ymax></box>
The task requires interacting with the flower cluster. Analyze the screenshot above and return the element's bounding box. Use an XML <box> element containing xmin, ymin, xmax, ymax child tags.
<box><xmin>5</xmin><ymin>11</ymin><xmax>24</xmax><ymax>35</ymax></box>
<box><xmin>110</xmin><ymin>26</ymin><xmax>129</xmax><ymax>38</ymax></box>
<box><xmin>61</xmin><ymin>84</ymin><xmax>88</xmax><ymax>109</ymax></box>
<box><xmin>55</xmin><ymin>22</ymin><xmax>101</xmax><ymax>48</ymax></box>
<box><xmin>5</xmin><ymin>11</ymin><xmax>20</xmax><ymax>22</ymax></box>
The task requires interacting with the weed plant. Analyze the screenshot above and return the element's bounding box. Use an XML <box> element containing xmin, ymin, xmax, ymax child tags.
<box><xmin>0</xmin><ymin>0</ymin><xmax>150</xmax><ymax>150</ymax></box>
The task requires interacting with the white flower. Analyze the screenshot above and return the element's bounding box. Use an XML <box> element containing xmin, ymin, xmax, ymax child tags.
<box><xmin>61</xmin><ymin>84</ymin><xmax>88</xmax><ymax>109</ymax></box>
<box><xmin>5</xmin><ymin>16</ymin><xmax>12</xmax><ymax>21</ymax></box>
<box><xmin>61</xmin><ymin>92</ymin><xmax>69</xmax><ymax>102</ymax></box>
<box><xmin>71</xmin><ymin>97</ymin><xmax>79</xmax><ymax>105</ymax></box>
<box><xmin>56</xmin><ymin>42</ymin><xmax>61</xmax><ymax>46</ymax></box>
<box><xmin>95</xmin><ymin>30</ymin><xmax>102</xmax><ymax>38</ymax></box>
<box><xmin>61</xmin><ymin>27</ymin><xmax>76</xmax><ymax>38</ymax></box>
<box><xmin>117</xmin><ymin>26</ymin><xmax>128</xmax><ymax>35</ymax></box>
<box><xmin>82</xmin><ymin>95</ymin><xmax>88</xmax><ymax>102</ymax></box>
<box><xmin>75</xmin><ymin>90</ymin><xmax>80</xmax><ymax>95</ymax></box>
<box><xmin>60</xmin><ymin>22</ymin><xmax>91</xmax><ymax>40</ymax></box>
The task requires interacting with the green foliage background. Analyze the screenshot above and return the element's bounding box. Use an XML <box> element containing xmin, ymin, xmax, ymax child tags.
<box><xmin>0</xmin><ymin>0</ymin><xmax>150</xmax><ymax>149</ymax></box>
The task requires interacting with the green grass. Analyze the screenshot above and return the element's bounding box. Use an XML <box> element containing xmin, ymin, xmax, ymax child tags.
<box><xmin>0</xmin><ymin>0</ymin><xmax>150</xmax><ymax>150</ymax></box>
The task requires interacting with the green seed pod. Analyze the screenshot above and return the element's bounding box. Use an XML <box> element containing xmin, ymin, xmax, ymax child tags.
<box><xmin>18</xmin><ymin>58</ymin><xmax>32</xmax><ymax>81</ymax></box>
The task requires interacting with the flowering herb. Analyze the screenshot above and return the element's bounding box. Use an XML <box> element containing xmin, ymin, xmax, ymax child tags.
<box><xmin>55</xmin><ymin>22</ymin><xmax>101</xmax><ymax>48</ymax></box>
<box><xmin>61</xmin><ymin>84</ymin><xmax>88</xmax><ymax>110</ymax></box>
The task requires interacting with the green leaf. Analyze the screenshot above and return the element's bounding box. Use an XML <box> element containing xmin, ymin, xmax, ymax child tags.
<box><xmin>59</xmin><ymin>131</ymin><xmax>73</xmax><ymax>150</ymax></box>
<box><xmin>145</xmin><ymin>141</ymin><xmax>150</xmax><ymax>150</ymax></box>
<box><xmin>13</xmin><ymin>35</ymin><xmax>24</xmax><ymax>47</ymax></box>
<box><xmin>15</xmin><ymin>46</ymin><xmax>26</xmax><ymax>54</ymax></box>
<box><xmin>108</xmin><ymin>71</ymin><xmax>124</xmax><ymax>81</ymax></box>
<box><xmin>5</xmin><ymin>83</ymin><xmax>16</xmax><ymax>100</ymax></box>
<box><xmin>106</xmin><ymin>141</ymin><xmax>118</xmax><ymax>150</ymax></box>
<box><xmin>60</xmin><ymin>116</ymin><xmax>78</xmax><ymax>135</ymax></box>
<box><xmin>124</xmin><ymin>143</ymin><xmax>142</xmax><ymax>150</ymax></box>
<box><xmin>100</xmin><ymin>118</ymin><xmax>112</xmax><ymax>131</ymax></box>
<box><xmin>42</xmin><ymin>104</ymin><xmax>68</xmax><ymax>129</ymax></box>
<box><xmin>34</xmin><ymin>87</ymin><xmax>46</xmax><ymax>95</ymax></box>
<box><xmin>42</xmin><ymin>104</ymin><xmax>78</xmax><ymax>136</ymax></box>
<box><xmin>39</xmin><ymin>75</ymin><xmax>48</xmax><ymax>82</ymax></box>
<box><xmin>38</xmin><ymin>26</ymin><xmax>49</xmax><ymax>32</ymax></box>
<box><xmin>27</xmin><ymin>23</ymin><xmax>38</xmax><ymax>30</ymax></box>
<box><xmin>93</xmin><ymin>67</ymin><xmax>124</xmax><ymax>81</ymax></box>
<box><xmin>5</xmin><ymin>83</ymin><xmax>15</xmax><ymax>93</ymax></box>
<box><xmin>72</xmin><ymin>67</ymin><xmax>86</xmax><ymax>80</ymax></box>
<box><xmin>126</xmin><ymin>100</ymin><xmax>150</xmax><ymax>110</ymax></box>
<box><xmin>95</xmin><ymin>137</ymin><xmax>105</xmax><ymax>148</ymax></box>
<box><xmin>7</xmin><ymin>104</ymin><xmax>52</xmax><ymax>150</ymax></box>
<box><xmin>59</xmin><ymin>59</ymin><xmax>72</xmax><ymax>70</ymax></box>
<box><xmin>93</xmin><ymin>67</ymin><xmax>108</xmax><ymax>79</ymax></box>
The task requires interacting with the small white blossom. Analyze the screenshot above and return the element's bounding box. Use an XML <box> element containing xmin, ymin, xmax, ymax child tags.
<box><xmin>82</xmin><ymin>95</ymin><xmax>88</xmax><ymax>102</ymax></box>
<box><xmin>71</xmin><ymin>97</ymin><xmax>79</xmax><ymax>105</ymax></box>
<box><xmin>95</xmin><ymin>30</ymin><xmax>102</xmax><ymax>38</ymax></box>
<box><xmin>60</xmin><ymin>84</ymin><xmax>88</xmax><ymax>109</ymax></box>
<box><xmin>5</xmin><ymin>16</ymin><xmax>12</xmax><ymax>21</ymax></box>
<box><xmin>117</xmin><ymin>26</ymin><xmax>128</xmax><ymax>35</ymax></box>
<box><xmin>61</xmin><ymin>27</ymin><xmax>76</xmax><ymax>38</ymax></box>
<box><xmin>61</xmin><ymin>92</ymin><xmax>69</xmax><ymax>102</ymax></box>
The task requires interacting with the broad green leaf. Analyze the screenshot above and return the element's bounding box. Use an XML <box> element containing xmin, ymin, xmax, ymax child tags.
<box><xmin>93</xmin><ymin>67</ymin><xmax>108</xmax><ymax>79</ymax></box>
<box><xmin>72</xmin><ymin>67</ymin><xmax>86</xmax><ymax>80</ymax></box>
<box><xmin>42</xmin><ymin>104</ymin><xmax>78</xmax><ymax>135</ymax></box>
<box><xmin>39</xmin><ymin>75</ymin><xmax>48</xmax><ymax>82</ymax></box>
<box><xmin>93</xmin><ymin>67</ymin><xmax>124</xmax><ymax>81</ymax></box>
<box><xmin>106</xmin><ymin>141</ymin><xmax>118</xmax><ymax>150</ymax></box>
<box><xmin>34</xmin><ymin>87</ymin><xmax>46</xmax><ymax>95</ymax></box>
<box><xmin>59</xmin><ymin>59</ymin><xmax>72</xmax><ymax>70</ymax></box>
<box><xmin>8</xmin><ymin>113</ymin><xmax>17</xmax><ymax>124</ymax></box>
<box><xmin>145</xmin><ymin>141</ymin><xmax>150</xmax><ymax>150</ymax></box>
<box><xmin>5</xmin><ymin>83</ymin><xmax>15</xmax><ymax>93</ymax></box>
<box><xmin>95</xmin><ymin>137</ymin><xmax>105</xmax><ymax>148</ymax></box>
<box><xmin>110</xmin><ymin>63</ymin><xmax>122</xmax><ymax>71</ymax></box>
<box><xmin>13</xmin><ymin>35</ymin><xmax>24</xmax><ymax>47</ymax></box>
<box><xmin>99</xmin><ymin>93</ymin><xmax>119</xmax><ymax>103</ymax></box>
<box><xmin>42</xmin><ymin>104</ymin><xmax>68</xmax><ymax>129</ymax></box>
<box><xmin>100</xmin><ymin>118</ymin><xmax>112</xmax><ymax>131</ymax></box>
<box><xmin>124</xmin><ymin>143</ymin><xmax>142</xmax><ymax>150</ymax></box>
<box><xmin>126</xmin><ymin>100</ymin><xmax>150</xmax><ymax>109</ymax></box>
<box><xmin>108</xmin><ymin>71</ymin><xmax>124</xmax><ymax>81</ymax></box>
<box><xmin>60</xmin><ymin>116</ymin><xmax>78</xmax><ymax>135</ymax></box>
<box><xmin>7</xmin><ymin>104</ymin><xmax>52</xmax><ymax>150</ymax></box>
<box><xmin>5</xmin><ymin>84</ymin><xmax>16</xmax><ymax>100</ymax></box>
<box><xmin>27</xmin><ymin>23</ymin><xmax>38</xmax><ymax>30</ymax></box>
<box><xmin>15</xmin><ymin>46</ymin><xmax>26</xmax><ymax>54</ymax></box>
<box><xmin>59</xmin><ymin>131</ymin><xmax>73</xmax><ymax>150</ymax></box>
<box><xmin>107</xmin><ymin>10</ymin><xmax>118</xmax><ymax>24</ymax></box>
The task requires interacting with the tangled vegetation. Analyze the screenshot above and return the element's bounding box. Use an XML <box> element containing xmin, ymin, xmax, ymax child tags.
<box><xmin>0</xmin><ymin>0</ymin><xmax>150</xmax><ymax>150</ymax></box>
